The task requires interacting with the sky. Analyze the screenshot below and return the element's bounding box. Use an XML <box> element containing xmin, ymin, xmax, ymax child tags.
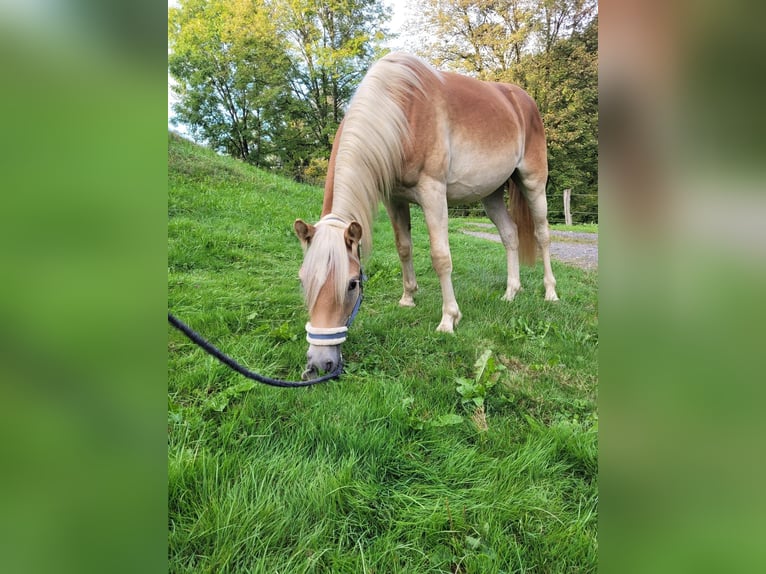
<box><xmin>383</xmin><ymin>0</ymin><xmax>412</xmax><ymax>49</ymax></box>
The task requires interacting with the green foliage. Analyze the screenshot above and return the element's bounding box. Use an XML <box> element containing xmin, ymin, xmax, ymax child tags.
<box><xmin>169</xmin><ymin>0</ymin><xmax>293</xmax><ymax>164</ymax></box>
<box><xmin>275</xmin><ymin>0</ymin><xmax>391</xmax><ymax>146</ymax></box>
<box><xmin>302</xmin><ymin>156</ymin><xmax>330</xmax><ymax>186</ymax></box>
<box><xmin>526</xmin><ymin>16</ymin><xmax>598</xmax><ymax>223</ymax></box>
<box><xmin>168</xmin><ymin>134</ymin><xmax>598</xmax><ymax>572</ymax></box>
<box><xmin>204</xmin><ymin>379</ymin><xmax>257</xmax><ymax>413</ymax></box>
<box><xmin>456</xmin><ymin>349</ymin><xmax>506</xmax><ymax>409</ymax></box>
<box><xmin>551</xmin><ymin>222</ymin><xmax>598</xmax><ymax>233</ymax></box>
<box><xmin>169</xmin><ymin>0</ymin><xmax>391</xmax><ymax>180</ymax></box>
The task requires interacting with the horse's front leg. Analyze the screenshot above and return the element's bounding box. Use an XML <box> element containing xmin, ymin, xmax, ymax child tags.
<box><xmin>385</xmin><ymin>198</ymin><xmax>418</xmax><ymax>307</ymax></box>
<box><xmin>420</xmin><ymin>181</ymin><xmax>462</xmax><ymax>333</ymax></box>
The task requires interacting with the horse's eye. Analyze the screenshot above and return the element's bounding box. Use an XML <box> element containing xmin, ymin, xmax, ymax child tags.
<box><xmin>348</xmin><ymin>280</ymin><xmax>358</xmax><ymax>292</ymax></box>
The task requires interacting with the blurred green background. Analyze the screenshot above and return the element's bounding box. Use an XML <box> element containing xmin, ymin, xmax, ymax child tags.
<box><xmin>599</xmin><ymin>0</ymin><xmax>766</xmax><ymax>572</ymax></box>
<box><xmin>0</xmin><ymin>2</ymin><xmax>166</xmax><ymax>573</ymax></box>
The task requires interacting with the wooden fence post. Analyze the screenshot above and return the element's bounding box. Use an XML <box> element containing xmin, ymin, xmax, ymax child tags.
<box><xmin>563</xmin><ymin>188</ymin><xmax>572</xmax><ymax>226</ymax></box>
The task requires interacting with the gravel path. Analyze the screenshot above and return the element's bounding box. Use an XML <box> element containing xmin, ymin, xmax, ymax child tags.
<box><xmin>460</xmin><ymin>223</ymin><xmax>598</xmax><ymax>271</ymax></box>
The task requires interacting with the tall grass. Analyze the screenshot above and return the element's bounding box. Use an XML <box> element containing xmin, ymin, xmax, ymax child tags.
<box><xmin>168</xmin><ymin>132</ymin><xmax>597</xmax><ymax>573</ymax></box>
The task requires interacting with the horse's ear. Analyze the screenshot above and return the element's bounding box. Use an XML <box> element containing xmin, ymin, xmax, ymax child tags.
<box><xmin>294</xmin><ymin>219</ymin><xmax>315</xmax><ymax>248</ymax></box>
<box><xmin>344</xmin><ymin>221</ymin><xmax>363</xmax><ymax>250</ymax></box>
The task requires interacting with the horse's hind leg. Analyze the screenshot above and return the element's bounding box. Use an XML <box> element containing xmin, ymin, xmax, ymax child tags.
<box><xmin>482</xmin><ymin>186</ymin><xmax>522</xmax><ymax>301</ymax></box>
<box><xmin>517</xmin><ymin>172</ymin><xmax>559</xmax><ymax>301</ymax></box>
<box><xmin>385</xmin><ymin>198</ymin><xmax>418</xmax><ymax>307</ymax></box>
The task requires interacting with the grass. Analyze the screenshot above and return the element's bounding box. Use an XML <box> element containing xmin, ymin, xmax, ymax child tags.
<box><xmin>458</xmin><ymin>217</ymin><xmax>598</xmax><ymax>235</ymax></box>
<box><xmin>446</xmin><ymin>212</ymin><xmax>597</xmax><ymax>235</ymax></box>
<box><xmin>550</xmin><ymin>223</ymin><xmax>598</xmax><ymax>234</ymax></box>
<box><xmin>168</xmin><ymin>132</ymin><xmax>598</xmax><ymax>573</ymax></box>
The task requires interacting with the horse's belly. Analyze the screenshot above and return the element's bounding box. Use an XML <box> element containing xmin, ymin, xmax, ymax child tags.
<box><xmin>445</xmin><ymin>146</ymin><xmax>517</xmax><ymax>203</ymax></box>
<box><xmin>445</xmin><ymin>180</ymin><xmax>505</xmax><ymax>204</ymax></box>
<box><xmin>445</xmin><ymin>163</ymin><xmax>511</xmax><ymax>203</ymax></box>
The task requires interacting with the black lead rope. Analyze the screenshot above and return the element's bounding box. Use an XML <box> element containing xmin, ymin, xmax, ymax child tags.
<box><xmin>168</xmin><ymin>313</ymin><xmax>342</xmax><ymax>388</ymax></box>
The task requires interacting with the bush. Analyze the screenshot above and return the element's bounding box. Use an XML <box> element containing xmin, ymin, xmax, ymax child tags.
<box><xmin>301</xmin><ymin>156</ymin><xmax>329</xmax><ymax>187</ymax></box>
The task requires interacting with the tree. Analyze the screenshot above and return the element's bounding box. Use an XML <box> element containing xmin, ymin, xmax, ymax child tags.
<box><xmin>169</xmin><ymin>0</ymin><xmax>392</xmax><ymax>180</ymax></box>
<box><xmin>413</xmin><ymin>0</ymin><xmax>535</xmax><ymax>79</ymax></box>
<box><xmin>531</xmin><ymin>16</ymin><xmax>598</xmax><ymax>223</ymax></box>
<box><xmin>169</xmin><ymin>0</ymin><xmax>293</xmax><ymax>164</ymax></box>
<box><xmin>274</xmin><ymin>0</ymin><xmax>391</xmax><ymax>163</ymax></box>
<box><xmin>534</xmin><ymin>0</ymin><xmax>596</xmax><ymax>53</ymax></box>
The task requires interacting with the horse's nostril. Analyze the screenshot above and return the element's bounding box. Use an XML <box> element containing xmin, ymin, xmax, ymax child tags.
<box><xmin>323</xmin><ymin>361</ymin><xmax>334</xmax><ymax>373</ymax></box>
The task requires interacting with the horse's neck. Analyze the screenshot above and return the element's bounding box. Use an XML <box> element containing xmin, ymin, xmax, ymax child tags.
<box><xmin>320</xmin><ymin>126</ymin><xmax>370</xmax><ymax>232</ymax></box>
<box><xmin>321</xmin><ymin>121</ymin><xmax>344</xmax><ymax>218</ymax></box>
<box><xmin>321</xmin><ymin>179</ymin><xmax>362</xmax><ymax>229</ymax></box>
<box><xmin>323</xmin><ymin>188</ymin><xmax>367</xmax><ymax>228</ymax></box>
<box><xmin>320</xmin><ymin>183</ymin><xmax>334</xmax><ymax>218</ymax></box>
<box><xmin>320</xmin><ymin>169</ymin><xmax>335</xmax><ymax>218</ymax></box>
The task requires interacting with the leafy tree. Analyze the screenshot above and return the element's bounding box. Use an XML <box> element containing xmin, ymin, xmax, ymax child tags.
<box><xmin>169</xmin><ymin>0</ymin><xmax>391</xmax><ymax>180</ymax></box>
<box><xmin>273</xmin><ymin>0</ymin><xmax>391</xmax><ymax>176</ymax></box>
<box><xmin>533</xmin><ymin>0</ymin><xmax>596</xmax><ymax>53</ymax></box>
<box><xmin>527</xmin><ymin>15</ymin><xmax>598</xmax><ymax>222</ymax></box>
<box><xmin>414</xmin><ymin>0</ymin><xmax>535</xmax><ymax>77</ymax></box>
<box><xmin>169</xmin><ymin>0</ymin><xmax>293</xmax><ymax>165</ymax></box>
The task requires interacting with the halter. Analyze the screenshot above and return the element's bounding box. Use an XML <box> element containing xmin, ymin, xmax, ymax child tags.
<box><xmin>304</xmin><ymin>214</ymin><xmax>366</xmax><ymax>347</ymax></box>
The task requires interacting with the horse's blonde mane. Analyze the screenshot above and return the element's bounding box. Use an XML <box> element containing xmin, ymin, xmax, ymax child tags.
<box><xmin>303</xmin><ymin>54</ymin><xmax>437</xmax><ymax>314</ymax></box>
<box><xmin>331</xmin><ymin>53</ymin><xmax>435</xmax><ymax>255</ymax></box>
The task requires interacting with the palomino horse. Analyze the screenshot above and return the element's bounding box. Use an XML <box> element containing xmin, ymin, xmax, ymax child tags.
<box><xmin>295</xmin><ymin>53</ymin><xmax>558</xmax><ymax>378</ymax></box>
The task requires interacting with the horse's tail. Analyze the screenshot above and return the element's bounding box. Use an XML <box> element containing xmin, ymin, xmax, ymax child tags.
<box><xmin>508</xmin><ymin>176</ymin><xmax>537</xmax><ymax>266</ymax></box>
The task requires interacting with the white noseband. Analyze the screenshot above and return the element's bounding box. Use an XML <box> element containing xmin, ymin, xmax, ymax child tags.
<box><xmin>305</xmin><ymin>323</ymin><xmax>348</xmax><ymax>346</ymax></box>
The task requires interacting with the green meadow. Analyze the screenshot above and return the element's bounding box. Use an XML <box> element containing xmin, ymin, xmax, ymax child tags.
<box><xmin>168</xmin><ymin>132</ymin><xmax>598</xmax><ymax>573</ymax></box>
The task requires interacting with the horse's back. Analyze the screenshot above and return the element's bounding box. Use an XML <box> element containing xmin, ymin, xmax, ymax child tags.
<box><xmin>420</xmin><ymin>73</ymin><xmax>536</xmax><ymax>200</ymax></box>
<box><xmin>488</xmin><ymin>82</ymin><xmax>547</xmax><ymax>153</ymax></box>
<box><xmin>441</xmin><ymin>73</ymin><xmax>524</xmax><ymax>133</ymax></box>
<box><xmin>353</xmin><ymin>54</ymin><xmax>546</xmax><ymax>202</ymax></box>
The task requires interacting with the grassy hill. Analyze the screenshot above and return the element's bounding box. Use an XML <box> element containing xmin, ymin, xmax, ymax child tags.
<box><xmin>168</xmin><ymin>131</ymin><xmax>598</xmax><ymax>572</ymax></box>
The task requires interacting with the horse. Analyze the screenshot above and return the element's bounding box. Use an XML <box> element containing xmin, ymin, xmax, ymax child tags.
<box><xmin>294</xmin><ymin>52</ymin><xmax>558</xmax><ymax>379</ymax></box>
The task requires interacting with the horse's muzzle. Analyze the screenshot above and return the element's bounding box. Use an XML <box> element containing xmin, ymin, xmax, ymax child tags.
<box><xmin>303</xmin><ymin>343</ymin><xmax>342</xmax><ymax>380</ymax></box>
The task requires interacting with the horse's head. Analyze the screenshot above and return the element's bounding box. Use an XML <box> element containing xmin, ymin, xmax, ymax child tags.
<box><xmin>294</xmin><ymin>215</ymin><xmax>364</xmax><ymax>380</ymax></box>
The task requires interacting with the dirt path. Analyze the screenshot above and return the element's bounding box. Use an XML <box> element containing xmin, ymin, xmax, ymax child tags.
<box><xmin>460</xmin><ymin>223</ymin><xmax>598</xmax><ymax>271</ymax></box>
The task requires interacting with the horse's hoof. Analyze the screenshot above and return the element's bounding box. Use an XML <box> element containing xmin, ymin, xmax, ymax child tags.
<box><xmin>502</xmin><ymin>285</ymin><xmax>522</xmax><ymax>301</ymax></box>
<box><xmin>436</xmin><ymin>316</ymin><xmax>459</xmax><ymax>333</ymax></box>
